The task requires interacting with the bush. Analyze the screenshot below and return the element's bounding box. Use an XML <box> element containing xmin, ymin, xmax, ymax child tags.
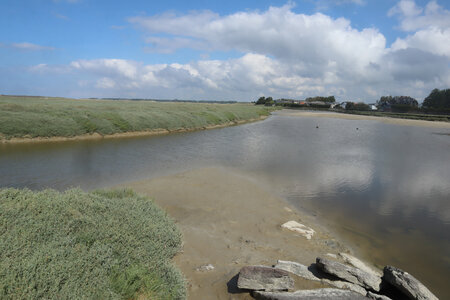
<box><xmin>346</xmin><ymin>102</ymin><xmax>370</xmax><ymax>111</ymax></box>
<box><xmin>305</xmin><ymin>96</ymin><xmax>336</xmax><ymax>103</ymax></box>
<box><xmin>423</xmin><ymin>88</ymin><xmax>450</xmax><ymax>110</ymax></box>
<box><xmin>0</xmin><ymin>188</ymin><xmax>185</xmax><ymax>299</ymax></box>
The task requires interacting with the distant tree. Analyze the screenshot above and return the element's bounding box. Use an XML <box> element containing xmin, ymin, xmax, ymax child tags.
<box><xmin>423</xmin><ymin>88</ymin><xmax>450</xmax><ymax>109</ymax></box>
<box><xmin>377</xmin><ymin>95</ymin><xmax>418</xmax><ymax>107</ymax></box>
<box><xmin>377</xmin><ymin>95</ymin><xmax>418</xmax><ymax>112</ymax></box>
<box><xmin>346</xmin><ymin>102</ymin><xmax>370</xmax><ymax>111</ymax></box>
<box><xmin>264</xmin><ymin>97</ymin><xmax>274</xmax><ymax>106</ymax></box>
<box><xmin>255</xmin><ymin>96</ymin><xmax>266</xmax><ymax>105</ymax></box>
<box><xmin>305</xmin><ymin>96</ymin><xmax>336</xmax><ymax>103</ymax></box>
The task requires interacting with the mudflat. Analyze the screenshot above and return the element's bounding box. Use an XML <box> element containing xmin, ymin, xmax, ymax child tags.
<box><xmin>120</xmin><ymin>167</ymin><xmax>350</xmax><ymax>299</ymax></box>
<box><xmin>276</xmin><ymin>110</ymin><xmax>450</xmax><ymax>128</ymax></box>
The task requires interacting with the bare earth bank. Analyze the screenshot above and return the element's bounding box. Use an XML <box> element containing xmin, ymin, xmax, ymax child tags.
<box><xmin>275</xmin><ymin>110</ymin><xmax>450</xmax><ymax>128</ymax></box>
<box><xmin>120</xmin><ymin>167</ymin><xmax>353</xmax><ymax>300</ymax></box>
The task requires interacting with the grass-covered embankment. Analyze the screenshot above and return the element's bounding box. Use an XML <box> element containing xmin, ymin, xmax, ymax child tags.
<box><xmin>337</xmin><ymin>109</ymin><xmax>450</xmax><ymax>122</ymax></box>
<box><xmin>0</xmin><ymin>188</ymin><xmax>185</xmax><ymax>299</ymax></box>
<box><xmin>0</xmin><ymin>96</ymin><xmax>274</xmax><ymax>141</ymax></box>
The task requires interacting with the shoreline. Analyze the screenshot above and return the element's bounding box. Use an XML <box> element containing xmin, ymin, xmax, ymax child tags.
<box><xmin>276</xmin><ymin>110</ymin><xmax>450</xmax><ymax>128</ymax></box>
<box><xmin>118</xmin><ymin>167</ymin><xmax>370</xmax><ymax>299</ymax></box>
<box><xmin>0</xmin><ymin>116</ymin><xmax>268</xmax><ymax>145</ymax></box>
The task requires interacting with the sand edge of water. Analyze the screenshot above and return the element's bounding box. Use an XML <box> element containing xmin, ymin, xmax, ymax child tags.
<box><xmin>119</xmin><ymin>167</ymin><xmax>366</xmax><ymax>300</ymax></box>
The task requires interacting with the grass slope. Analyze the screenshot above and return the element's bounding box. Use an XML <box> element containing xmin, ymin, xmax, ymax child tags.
<box><xmin>337</xmin><ymin>109</ymin><xmax>450</xmax><ymax>122</ymax></box>
<box><xmin>0</xmin><ymin>96</ymin><xmax>273</xmax><ymax>139</ymax></box>
<box><xmin>0</xmin><ymin>188</ymin><xmax>185</xmax><ymax>299</ymax></box>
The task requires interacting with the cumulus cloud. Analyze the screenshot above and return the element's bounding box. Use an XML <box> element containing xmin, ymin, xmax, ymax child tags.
<box><xmin>3</xmin><ymin>42</ymin><xmax>55</xmax><ymax>51</ymax></box>
<box><xmin>389</xmin><ymin>1</ymin><xmax>450</xmax><ymax>60</ymax></box>
<box><xmin>24</xmin><ymin>2</ymin><xmax>450</xmax><ymax>101</ymax></box>
<box><xmin>388</xmin><ymin>0</ymin><xmax>450</xmax><ymax>31</ymax></box>
<box><xmin>129</xmin><ymin>4</ymin><xmax>386</xmax><ymax>73</ymax></box>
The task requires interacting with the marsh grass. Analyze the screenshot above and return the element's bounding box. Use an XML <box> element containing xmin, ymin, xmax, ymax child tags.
<box><xmin>0</xmin><ymin>188</ymin><xmax>185</xmax><ymax>299</ymax></box>
<box><xmin>0</xmin><ymin>96</ymin><xmax>273</xmax><ymax>139</ymax></box>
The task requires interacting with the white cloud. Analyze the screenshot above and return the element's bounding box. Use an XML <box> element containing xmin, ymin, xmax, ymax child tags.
<box><xmin>23</xmin><ymin>2</ymin><xmax>450</xmax><ymax>101</ymax></box>
<box><xmin>8</xmin><ymin>42</ymin><xmax>55</xmax><ymax>51</ymax></box>
<box><xmin>129</xmin><ymin>4</ymin><xmax>387</xmax><ymax>76</ymax></box>
<box><xmin>388</xmin><ymin>0</ymin><xmax>450</xmax><ymax>31</ymax></box>
<box><xmin>389</xmin><ymin>1</ymin><xmax>450</xmax><ymax>59</ymax></box>
<box><xmin>392</xmin><ymin>27</ymin><xmax>450</xmax><ymax>57</ymax></box>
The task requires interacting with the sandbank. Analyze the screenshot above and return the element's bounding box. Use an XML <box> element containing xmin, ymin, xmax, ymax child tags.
<box><xmin>276</xmin><ymin>110</ymin><xmax>450</xmax><ymax>128</ymax></box>
<box><xmin>120</xmin><ymin>167</ymin><xmax>354</xmax><ymax>299</ymax></box>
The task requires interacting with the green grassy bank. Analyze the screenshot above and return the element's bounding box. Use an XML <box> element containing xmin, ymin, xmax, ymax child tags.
<box><xmin>0</xmin><ymin>96</ymin><xmax>273</xmax><ymax>140</ymax></box>
<box><xmin>0</xmin><ymin>188</ymin><xmax>185</xmax><ymax>299</ymax></box>
<box><xmin>336</xmin><ymin>109</ymin><xmax>450</xmax><ymax>122</ymax></box>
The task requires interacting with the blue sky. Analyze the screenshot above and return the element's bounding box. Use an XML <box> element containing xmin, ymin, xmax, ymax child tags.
<box><xmin>1</xmin><ymin>0</ymin><xmax>449</xmax><ymax>101</ymax></box>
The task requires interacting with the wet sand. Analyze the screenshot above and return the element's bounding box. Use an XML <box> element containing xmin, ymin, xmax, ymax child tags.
<box><xmin>276</xmin><ymin>110</ymin><xmax>450</xmax><ymax>128</ymax></box>
<box><xmin>120</xmin><ymin>167</ymin><xmax>352</xmax><ymax>299</ymax></box>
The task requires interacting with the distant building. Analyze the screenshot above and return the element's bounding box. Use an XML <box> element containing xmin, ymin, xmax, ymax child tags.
<box><xmin>368</xmin><ymin>103</ymin><xmax>378</xmax><ymax>110</ymax></box>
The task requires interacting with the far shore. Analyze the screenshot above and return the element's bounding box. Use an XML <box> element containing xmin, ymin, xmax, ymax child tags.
<box><xmin>0</xmin><ymin>116</ymin><xmax>267</xmax><ymax>145</ymax></box>
<box><xmin>118</xmin><ymin>167</ymin><xmax>368</xmax><ymax>300</ymax></box>
<box><xmin>276</xmin><ymin>110</ymin><xmax>450</xmax><ymax>128</ymax></box>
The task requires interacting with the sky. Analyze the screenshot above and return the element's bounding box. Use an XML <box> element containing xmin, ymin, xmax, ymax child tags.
<box><xmin>1</xmin><ymin>0</ymin><xmax>449</xmax><ymax>102</ymax></box>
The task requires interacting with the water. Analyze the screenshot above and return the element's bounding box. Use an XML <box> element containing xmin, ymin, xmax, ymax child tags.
<box><xmin>1</xmin><ymin>111</ymin><xmax>449</xmax><ymax>298</ymax></box>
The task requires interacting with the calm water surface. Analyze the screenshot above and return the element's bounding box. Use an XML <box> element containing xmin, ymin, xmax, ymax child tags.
<box><xmin>1</xmin><ymin>111</ymin><xmax>449</xmax><ymax>298</ymax></box>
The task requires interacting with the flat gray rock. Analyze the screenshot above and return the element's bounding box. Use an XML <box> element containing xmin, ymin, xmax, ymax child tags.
<box><xmin>237</xmin><ymin>265</ymin><xmax>294</xmax><ymax>291</ymax></box>
<box><xmin>383</xmin><ymin>266</ymin><xmax>438</xmax><ymax>300</ymax></box>
<box><xmin>316</xmin><ymin>257</ymin><xmax>381</xmax><ymax>292</ymax></box>
<box><xmin>366</xmin><ymin>291</ymin><xmax>393</xmax><ymax>300</ymax></box>
<box><xmin>338</xmin><ymin>253</ymin><xmax>382</xmax><ymax>277</ymax></box>
<box><xmin>321</xmin><ymin>279</ymin><xmax>367</xmax><ymax>295</ymax></box>
<box><xmin>275</xmin><ymin>260</ymin><xmax>321</xmax><ymax>281</ymax></box>
<box><xmin>253</xmin><ymin>288</ymin><xmax>369</xmax><ymax>300</ymax></box>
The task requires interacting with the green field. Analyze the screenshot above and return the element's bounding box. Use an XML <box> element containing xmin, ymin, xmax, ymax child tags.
<box><xmin>0</xmin><ymin>188</ymin><xmax>185</xmax><ymax>299</ymax></box>
<box><xmin>0</xmin><ymin>96</ymin><xmax>273</xmax><ymax>140</ymax></box>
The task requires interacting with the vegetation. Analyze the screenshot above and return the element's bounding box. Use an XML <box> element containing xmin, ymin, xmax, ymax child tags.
<box><xmin>339</xmin><ymin>110</ymin><xmax>450</xmax><ymax>122</ymax></box>
<box><xmin>305</xmin><ymin>96</ymin><xmax>335</xmax><ymax>103</ymax></box>
<box><xmin>423</xmin><ymin>88</ymin><xmax>450</xmax><ymax>112</ymax></box>
<box><xmin>255</xmin><ymin>96</ymin><xmax>274</xmax><ymax>106</ymax></box>
<box><xmin>345</xmin><ymin>102</ymin><xmax>370</xmax><ymax>111</ymax></box>
<box><xmin>377</xmin><ymin>95</ymin><xmax>418</xmax><ymax>112</ymax></box>
<box><xmin>0</xmin><ymin>188</ymin><xmax>185</xmax><ymax>299</ymax></box>
<box><xmin>0</xmin><ymin>95</ymin><xmax>273</xmax><ymax>140</ymax></box>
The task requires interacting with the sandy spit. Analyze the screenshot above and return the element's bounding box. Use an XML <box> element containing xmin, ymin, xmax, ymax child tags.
<box><xmin>0</xmin><ymin>116</ymin><xmax>267</xmax><ymax>144</ymax></box>
<box><xmin>119</xmin><ymin>167</ymin><xmax>351</xmax><ymax>300</ymax></box>
<box><xmin>276</xmin><ymin>110</ymin><xmax>450</xmax><ymax>128</ymax></box>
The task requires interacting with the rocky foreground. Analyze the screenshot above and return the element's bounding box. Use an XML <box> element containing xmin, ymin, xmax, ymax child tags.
<box><xmin>235</xmin><ymin>253</ymin><xmax>438</xmax><ymax>300</ymax></box>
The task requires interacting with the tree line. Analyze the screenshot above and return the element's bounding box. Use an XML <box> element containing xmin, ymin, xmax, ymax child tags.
<box><xmin>255</xmin><ymin>88</ymin><xmax>450</xmax><ymax>113</ymax></box>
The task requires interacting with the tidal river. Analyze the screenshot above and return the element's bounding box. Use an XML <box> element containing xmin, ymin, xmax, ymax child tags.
<box><xmin>1</xmin><ymin>111</ymin><xmax>449</xmax><ymax>298</ymax></box>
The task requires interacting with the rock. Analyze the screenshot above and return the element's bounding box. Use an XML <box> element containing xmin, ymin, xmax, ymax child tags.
<box><xmin>237</xmin><ymin>266</ymin><xmax>294</xmax><ymax>291</ymax></box>
<box><xmin>326</xmin><ymin>253</ymin><xmax>337</xmax><ymax>259</ymax></box>
<box><xmin>366</xmin><ymin>291</ymin><xmax>393</xmax><ymax>300</ymax></box>
<box><xmin>321</xmin><ymin>279</ymin><xmax>367</xmax><ymax>295</ymax></box>
<box><xmin>253</xmin><ymin>288</ymin><xmax>369</xmax><ymax>300</ymax></box>
<box><xmin>316</xmin><ymin>257</ymin><xmax>381</xmax><ymax>292</ymax></box>
<box><xmin>383</xmin><ymin>266</ymin><xmax>438</xmax><ymax>300</ymax></box>
<box><xmin>339</xmin><ymin>253</ymin><xmax>382</xmax><ymax>277</ymax></box>
<box><xmin>281</xmin><ymin>221</ymin><xmax>315</xmax><ymax>239</ymax></box>
<box><xmin>274</xmin><ymin>260</ymin><xmax>321</xmax><ymax>281</ymax></box>
<box><xmin>196</xmin><ymin>264</ymin><xmax>215</xmax><ymax>272</ymax></box>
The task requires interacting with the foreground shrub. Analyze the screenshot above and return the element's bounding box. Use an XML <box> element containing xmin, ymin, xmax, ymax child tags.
<box><xmin>0</xmin><ymin>188</ymin><xmax>185</xmax><ymax>299</ymax></box>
